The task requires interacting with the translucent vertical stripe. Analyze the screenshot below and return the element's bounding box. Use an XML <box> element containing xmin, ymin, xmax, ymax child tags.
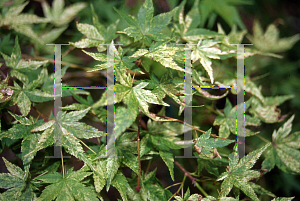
<box><xmin>106</xmin><ymin>43</ymin><xmax>116</xmax><ymax>158</ymax></box>
<box><xmin>236</xmin><ymin>44</ymin><xmax>245</xmax><ymax>158</ymax></box>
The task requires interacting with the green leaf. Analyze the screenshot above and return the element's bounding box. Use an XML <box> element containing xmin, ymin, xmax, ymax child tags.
<box><xmin>195</xmin><ymin>128</ymin><xmax>235</xmax><ymax>155</ymax></box>
<box><xmin>159</xmin><ymin>150</ymin><xmax>174</xmax><ymax>181</ymax></box>
<box><xmin>249</xmin><ymin>95</ymin><xmax>294</xmax><ymax>123</ymax></box>
<box><xmin>191</xmin><ymin>40</ymin><xmax>235</xmax><ymax>84</ymax></box>
<box><xmin>111</xmin><ymin>171</ymin><xmax>130</xmax><ymax>201</ymax></box>
<box><xmin>130</xmin><ymin>42</ymin><xmax>188</xmax><ymax>74</ymax></box>
<box><xmin>214</xmin><ymin>99</ymin><xmax>261</xmax><ymax>138</ymax></box>
<box><xmin>115</xmin><ymin>0</ymin><xmax>177</xmax><ymax>43</ymax></box>
<box><xmin>249</xmin><ymin>20</ymin><xmax>300</xmax><ymax>53</ymax></box>
<box><xmin>262</xmin><ymin>115</ymin><xmax>300</xmax><ymax>174</ymax></box>
<box><xmin>35</xmin><ymin>169</ymin><xmax>98</xmax><ymax>201</ymax></box>
<box><xmin>0</xmin><ymin>157</ymin><xmax>37</xmax><ymax>200</ymax></box>
<box><xmin>271</xmin><ymin>197</ymin><xmax>295</xmax><ymax>201</ymax></box>
<box><xmin>217</xmin><ymin>143</ymin><xmax>271</xmax><ymax>200</ymax></box>
<box><xmin>41</xmin><ymin>0</ymin><xmax>87</xmax><ymax>27</ymax></box>
<box><xmin>0</xmin><ymin>2</ymin><xmax>50</xmax><ymax>42</ymax></box>
<box><xmin>26</xmin><ymin>108</ymin><xmax>105</xmax><ymax>171</ymax></box>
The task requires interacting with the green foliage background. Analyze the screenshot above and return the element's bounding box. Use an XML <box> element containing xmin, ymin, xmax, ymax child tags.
<box><xmin>0</xmin><ymin>0</ymin><xmax>299</xmax><ymax>200</ymax></box>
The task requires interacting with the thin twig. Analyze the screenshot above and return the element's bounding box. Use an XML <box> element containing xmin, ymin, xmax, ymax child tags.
<box><xmin>33</xmin><ymin>106</ymin><xmax>49</xmax><ymax>121</ymax></box>
<box><xmin>62</xmin><ymin>46</ymin><xmax>75</xmax><ymax>58</ymax></box>
<box><xmin>136</xmin><ymin>109</ymin><xmax>142</xmax><ymax>192</ymax></box>
<box><xmin>174</xmin><ymin>160</ymin><xmax>196</xmax><ymax>185</ymax></box>
<box><xmin>175</xmin><ymin>161</ymin><xmax>208</xmax><ymax>197</ymax></box>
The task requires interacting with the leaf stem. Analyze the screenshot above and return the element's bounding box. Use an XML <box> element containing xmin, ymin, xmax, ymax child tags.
<box><xmin>195</xmin><ymin>182</ymin><xmax>209</xmax><ymax>197</ymax></box>
<box><xmin>174</xmin><ymin>160</ymin><xmax>209</xmax><ymax>197</ymax></box>
<box><xmin>78</xmin><ymin>138</ymin><xmax>97</xmax><ymax>154</ymax></box>
<box><xmin>145</xmin><ymin>158</ymin><xmax>152</xmax><ymax>175</ymax></box>
<box><xmin>167</xmin><ymin>175</ymin><xmax>186</xmax><ymax>201</ymax></box>
<box><xmin>165</xmin><ymin>182</ymin><xmax>182</xmax><ymax>190</ymax></box>
<box><xmin>256</xmin><ymin>134</ymin><xmax>271</xmax><ymax>143</ymax></box>
<box><xmin>136</xmin><ymin>109</ymin><xmax>142</xmax><ymax>192</ymax></box>
<box><xmin>174</xmin><ymin>161</ymin><xmax>196</xmax><ymax>186</ymax></box>
<box><xmin>61</xmin><ymin>148</ymin><xmax>65</xmax><ymax>179</ymax></box>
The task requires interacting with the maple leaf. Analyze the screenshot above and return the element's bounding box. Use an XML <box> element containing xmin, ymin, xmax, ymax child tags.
<box><xmin>0</xmin><ymin>1</ymin><xmax>50</xmax><ymax>43</ymax></box>
<box><xmin>147</xmin><ymin>71</ymin><xmax>185</xmax><ymax>106</ymax></box>
<box><xmin>25</xmin><ymin>107</ymin><xmax>105</xmax><ymax>171</ymax></box>
<box><xmin>35</xmin><ymin>168</ymin><xmax>98</xmax><ymax>201</ymax></box>
<box><xmin>114</xmin><ymin>0</ymin><xmax>177</xmax><ymax>43</ymax></box>
<box><xmin>248</xmin><ymin>20</ymin><xmax>300</xmax><ymax>53</ymax></box>
<box><xmin>41</xmin><ymin>0</ymin><xmax>86</xmax><ymax>27</ymax></box>
<box><xmin>130</xmin><ymin>41</ymin><xmax>188</xmax><ymax>74</ymax></box>
<box><xmin>213</xmin><ymin>98</ymin><xmax>261</xmax><ymax>138</ymax></box>
<box><xmin>0</xmin><ymin>112</ymin><xmax>44</xmax><ymax>167</ymax></box>
<box><xmin>92</xmin><ymin>70</ymin><xmax>169</xmax><ymax>122</ymax></box>
<box><xmin>70</xmin><ymin>5</ymin><xmax>119</xmax><ymax>51</ymax></box>
<box><xmin>249</xmin><ymin>95</ymin><xmax>294</xmax><ymax>123</ymax></box>
<box><xmin>82</xmin><ymin>42</ymin><xmax>136</xmax><ymax>78</ymax></box>
<box><xmin>191</xmin><ymin>39</ymin><xmax>235</xmax><ymax>84</ymax></box>
<box><xmin>0</xmin><ymin>157</ymin><xmax>37</xmax><ymax>200</ymax></box>
<box><xmin>217</xmin><ymin>143</ymin><xmax>271</xmax><ymax>201</ymax></box>
<box><xmin>195</xmin><ymin>128</ymin><xmax>235</xmax><ymax>157</ymax></box>
<box><xmin>262</xmin><ymin>115</ymin><xmax>300</xmax><ymax>174</ymax></box>
<box><xmin>172</xmin><ymin>0</ymin><xmax>222</xmax><ymax>42</ymax></box>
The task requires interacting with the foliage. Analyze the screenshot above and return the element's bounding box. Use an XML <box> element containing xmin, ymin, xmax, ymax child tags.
<box><xmin>0</xmin><ymin>0</ymin><xmax>299</xmax><ymax>200</ymax></box>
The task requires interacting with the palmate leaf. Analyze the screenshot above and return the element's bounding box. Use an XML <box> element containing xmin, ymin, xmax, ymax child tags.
<box><xmin>70</xmin><ymin>5</ymin><xmax>119</xmax><ymax>50</ymax></box>
<box><xmin>25</xmin><ymin>107</ymin><xmax>105</xmax><ymax>171</ymax></box>
<box><xmin>82</xmin><ymin>133</ymin><xmax>138</xmax><ymax>194</ymax></box>
<box><xmin>248</xmin><ymin>20</ymin><xmax>300</xmax><ymax>53</ymax></box>
<box><xmin>130</xmin><ymin>41</ymin><xmax>188</xmax><ymax>74</ymax></box>
<box><xmin>172</xmin><ymin>0</ymin><xmax>223</xmax><ymax>42</ymax></box>
<box><xmin>35</xmin><ymin>168</ymin><xmax>98</xmax><ymax>201</ymax></box>
<box><xmin>195</xmin><ymin>128</ymin><xmax>235</xmax><ymax>156</ymax></box>
<box><xmin>92</xmin><ymin>71</ymin><xmax>170</xmax><ymax>122</ymax></box>
<box><xmin>213</xmin><ymin>98</ymin><xmax>261</xmax><ymax>138</ymax></box>
<box><xmin>0</xmin><ymin>1</ymin><xmax>50</xmax><ymax>43</ymax></box>
<box><xmin>217</xmin><ymin>143</ymin><xmax>271</xmax><ymax>200</ymax></box>
<box><xmin>83</xmin><ymin>42</ymin><xmax>136</xmax><ymax>78</ymax></box>
<box><xmin>0</xmin><ymin>157</ymin><xmax>37</xmax><ymax>200</ymax></box>
<box><xmin>191</xmin><ymin>40</ymin><xmax>235</xmax><ymax>84</ymax></box>
<box><xmin>1</xmin><ymin>37</ymin><xmax>48</xmax><ymax>84</ymax></box>
<box><xmin>147</xmin><ymin>71</ymin><xmax>185</xmax><ymax>106</ymax></box>
<box><xmin>114</xmin><ymin>0</ymin><xmax>177</xmax><ymax>43</ymax></box>
<box><xmin>262</xmin><ymin>115</ymin><xmax>300</xmax><ymax>174</ymax></box>
<box><xmin>41</xmin><ymin>0</ymin><xmax>86</xmax><ymax>27</ymax></box>
<box><xmin>271</xmin><ymin>197</ymin><xmax>295</xmax><ymax>201</ymax></box>
<box><xmin>249</xmin><ymin>94</ymin><xmax>294</xmax><ymax>123</ymax></box>
<box><xmin>0</xmin><ymin>112</ymin><xmax>44</xmax><ymax>167</ymax></box>
<box><xmin>174</xmin><ymin>188</ymin><xmax>203</xmax><ymax>201</ymax></box>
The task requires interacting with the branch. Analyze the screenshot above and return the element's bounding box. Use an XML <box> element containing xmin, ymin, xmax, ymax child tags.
<box><xmin>174</xmin><ymin>160</ymin><xmax>196</xmax><ymax>185</ymax></box>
